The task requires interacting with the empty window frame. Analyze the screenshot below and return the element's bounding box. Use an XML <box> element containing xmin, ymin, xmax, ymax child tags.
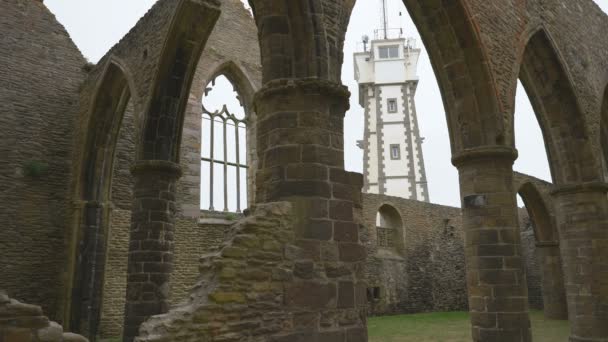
<box><xmin>376</xmin><ymin>204</ymin><xmax>403</xmax><ymax>250</ymax></box>
<box><xmin>201</xmin><ymin>75</ymin><xmax>248</xmax><ymax>213</ymax></box>
<box><xmin>387</xmin><ymin>98</ymin><xmax>398</xmax><ymax>113</ymax></box>
<box><xmin>367</xmin><ymin>287</ymin><xmax>381</xmax><ymax>302</ymax></box>
<box><xmin>390</xmin><ymin>144</ymin><xmax>401</xmax><ymax>160</ymax></box>
<box><xmin>378</xmin><ymin>45</ymin><xmax>399</xmax><ymax>59</ymax></box>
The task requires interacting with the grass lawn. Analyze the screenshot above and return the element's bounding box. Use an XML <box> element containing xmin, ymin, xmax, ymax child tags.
<box><xmin>368</xmin><ymin>311</ymin><xmax>570</xmax><ymax>342</ymax></box>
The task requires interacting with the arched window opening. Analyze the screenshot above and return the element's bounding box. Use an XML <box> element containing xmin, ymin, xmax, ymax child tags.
<box><xmin>516</xmin><ymin>193</ymin><xmax>544</xmax><ymax>311</ymax></box>
<box><xmin>201</xmin><ymin>75</ymin><xmax>248</xmax><ymax>212</ymax></box>
<box><xmin>513</xmin><ymin>80</ymin><xmax>553</xmax><ymax>185</ymax></box>
<box><xmin>375</xmin><ymin>204</ymin><xmax>403</xmax><ymax>249</ymax></box>
<box><xmin>344</xmin><ymin>0</ymin><xmax>458</xmax><ymax>207</ymax></box>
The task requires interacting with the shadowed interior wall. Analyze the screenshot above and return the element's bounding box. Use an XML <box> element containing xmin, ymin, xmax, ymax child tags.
<box><xmin>0</xmin><ymin>0</ymin><xmax>86</xmax><ymax>323</ymax></box>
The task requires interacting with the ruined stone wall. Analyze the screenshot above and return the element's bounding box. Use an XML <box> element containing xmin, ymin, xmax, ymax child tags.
<box><xmin>94</xmin><ymin>1</ymin><xmax>261</xmax><ymax>337</ymax></box>
<box><xmin>171</xmin><ymin>212</ymin><xmax>242</xmax><ymax>305</ymax></box>
<box><xmin>0</xmin><ymin>292</ymin><xmax>88</xmax><ymax>342</ymax></box>
<box><xmin>135</xmin><ymin>202</ymin><xmax>368</xmax><ymax>342</ymax></box>
<box><xmin>361</xmin><ymin>193</ymin><xmax>544</xmax><ymax>315</ymax></box>
<box><xmin>0</xmin><ymin>0</ymin><xmax>86</xmax><ymax>322</ymax></box>
<box><xmin>361</xmin><ymin>193</ymin><xmax>468</xmax><ymax>315</ymax></box>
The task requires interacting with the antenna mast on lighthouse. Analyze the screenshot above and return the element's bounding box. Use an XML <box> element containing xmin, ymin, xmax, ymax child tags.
<box><xmin>381</xmin><ymin>0</ymin><xmax>389</xmax><ymax>39</ymax></box>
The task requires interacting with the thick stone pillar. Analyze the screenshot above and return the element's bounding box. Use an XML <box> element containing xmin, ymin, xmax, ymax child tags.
<box><xmin>122</xmin><ymin>161</ymin><xmax>181</xmax><ymax>342</ymax></box>
<box><xmin>551</xmin><ymin>182</ymin><xmax>608</xmax><ymax>342</ymax></box>
<box><xmin>453</xmin><ymin>146</ymin><xmax>532</xmax><ymax>342</ymax></box>
<box><xmin>535</xmin><ymin>242</ymin><xmax>568</xmax><ymax>320</ymax></box>
<box><xmin>254</xmin><ymin>78</ymin><xmax>368</xmax><ymax>341</ymax></box>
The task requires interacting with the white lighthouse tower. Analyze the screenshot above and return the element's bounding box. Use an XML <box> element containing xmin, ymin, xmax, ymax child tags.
<box><xmin>354</xmin><ymin>0</ymin><xmax>429</xmax><ymax>201</ymax></box>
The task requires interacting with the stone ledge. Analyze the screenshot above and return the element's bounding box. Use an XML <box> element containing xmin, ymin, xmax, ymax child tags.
<box><xmin>198</xmin><ymin>217</ymin><xmax>236</xmax><ymax>225</ymax></box>
<box><xmin>254</xmin><ymin>78</ymin><xmax>350</xmax><ymax>109</ymax></box>
<box><xmin>451</xmin><ymin>146</ymin><xmax>518</xmax><ymax>168</ymax></box>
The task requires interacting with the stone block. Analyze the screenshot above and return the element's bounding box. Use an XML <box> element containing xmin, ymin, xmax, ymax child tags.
<box><xmin>286</xmin><ymin>164</ymin><xmax>328</xmax><ymax>181</ymax></box>
<box><xmin>338</xmin><ymin>281</ymin><xmax>355</xmax><ymax>308</ymax></box>
<box><xmin>333</xmin><ymin>222</ymin><xmax>358</xmax><ymax>242</ymax></box>
<box><xmin>338</xmin><ymin>243</ymin><xmax>366</xmax><ymax>262</ymax></box>
<box><xmin>304</xmin><ymin>220</ymin><xmax>333</xmax><ymax>241</ymax></box>
<box><xmin>329</xmin><ymin>201</ymin><xmax>353</xmax><ymax>221</ymax></box>
<box><xmin>284</xmin><ymin>281</ymin><xmax>336</xmax><ymax>309</ymax></box>
<box><xmin>37</xmin><ymin>322</ymin><xmax>63</xmax><ymax>342</ymax></box>
<box><xmin>294</xmin><ymin>261</ymin><xmax>315</xmax><ymax>279</ymax></box>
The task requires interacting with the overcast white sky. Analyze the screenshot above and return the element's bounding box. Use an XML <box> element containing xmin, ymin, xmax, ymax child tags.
<box><xmin>46</xmin><ymin>0</ymin><xmax>608</xmax><ymax>208</ymax></box>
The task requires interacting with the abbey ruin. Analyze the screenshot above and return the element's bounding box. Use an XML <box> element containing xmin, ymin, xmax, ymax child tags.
<box><xmin>1</xmin><ymin>0</ymin><xmax>607</xmax><ymax>341</ymax></box>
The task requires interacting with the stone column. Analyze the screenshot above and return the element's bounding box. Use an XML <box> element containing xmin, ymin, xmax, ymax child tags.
<box><xmin>122</xmin><ymin>161</ymin><xmax>181</xmax><ymax>342</ymax></box>
<box><xmin>535</xmin><ymin>242</ymin><xmax>568</xmax><ymax>320</ymax></box>
<box><xmin>254</xmin><ymin>78</ymin><xmax>368</xmax><ymax>341</ymax></box>
<box><xmin>70</xmin><ymin>201</ymin><xmax>111</xmax><ymax>340</ymax></box>
<box><xmin>452</xmin><ymin>146</ymin><xmax>532</xmax><ymax>342</ymax></box>
<box><xmin>551</xmin><ymin>182</ymin><xmax>608</xmax><ymax>342</ymax></box>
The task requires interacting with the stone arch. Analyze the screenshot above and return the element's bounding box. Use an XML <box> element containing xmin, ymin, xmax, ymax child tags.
<box><xmin>516</xmin><ymin>180</ymin><xmax>568</xmax><ymax>320</ymax></box>
<box><xmin>249</xmin><ymin>0</ymin><xmax>355</xmax><ymax>83</ymax></box>
<box><xmin>122</xmin><ymin>2</ymin><xmax>222</xmax><ymax>340</ymax></box>
<box><xmin>400</xmin><ymin>0</ymin><xmax>505</xmax><ymax>152</ymax></box>
<box><xmin>519</xmin><ymin>29</ymin><xmax>598</xmax><ymax>184</ymax></box>
<box><xmin>205</xmin><ymin>61</ymin><xmax>258</xmax><ymax>113</ymax></box>
<box><xmin>517</xmin><ymin>182</ymin><xmax>557</xmax><ymax>244</ymax></box>
<box><xmin>376</xmin><ymin>203</ymin><xmax>405</xmax><ymax>253</ymax></box>
<box><xmin>80</xmin><ymin>60</ymin><xmax>136</xmax><ymax>202</ymax></box>
<box><xmin>69</xmin><ymin>59</ymin><xmax>135</xmax><ymax>339</ymax></box>
<box><xmin>138</xmin><ymin>0</ymin><xmax>221</xmax><ymax>162</ymax></box>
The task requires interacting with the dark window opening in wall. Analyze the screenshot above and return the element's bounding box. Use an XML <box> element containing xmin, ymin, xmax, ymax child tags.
<box><xmin>390</xmin><ymin>144</ymin><xmax>400</xmax><ymax>160</ymax></box>
<box><xmin>201</xmin><ymin>75</ymin><xmax>248</xmax><ymax>212</ymax></box>
<box><xmin>367</xmin><ymin>287</ymin><xmax>381</xmax><ymax>302</ymax></box>
<box><xmin>387</xmin><ymin>98</ymin><xmax>398</xmax><ymax>113</ymax></box>
<box><xmin>378</xmin><ymin>45</ymin><xmax>399</xmax><ymax>59</ymax></box>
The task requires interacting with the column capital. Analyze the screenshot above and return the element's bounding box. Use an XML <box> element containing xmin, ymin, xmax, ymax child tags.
<box><xmin>130</xmin><ymin>160</ymin><xmax>182</xmax><ymax>178</ymax></box>
<box><xmin>550</xmin><ymin>181</ymin><xmax>608</xmax><ymax>197</ymax></box>
<box><xmin>451</xmin><ymin>145</ymin><xmax>518</xmax><ymax>168</ymax></box>
<box><xmin>254</xmin><ymin>78</ymin><xmax>350</xmax><ymax>113</ymax></box>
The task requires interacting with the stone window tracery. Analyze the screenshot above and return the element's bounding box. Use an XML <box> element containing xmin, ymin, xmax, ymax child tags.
<box><xmin>201</xmin><ymin>75</ymin><xmax>248</xmax><ymax>212</ymax></box>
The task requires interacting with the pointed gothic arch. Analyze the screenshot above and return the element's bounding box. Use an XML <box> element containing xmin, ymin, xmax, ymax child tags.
<box><xmin>517</xmin><ymin>182</ymin><xmax>557</xmax><ymax>244</ymax></box>
<box><xmin>519</xmin><ymin>29</ymin><xmax>599</xmax><ymax>184</ymax></box>
<box><xmin>400</xmin><ymin>0</ymin><xmax>505</xmax><ymax>152</ymax></box>
<box><xmin>199</xmin><ymin>61</ymin><xmax>260</xmax><ymax>212</ymax></box>
<box><xmin>69</xmin><ymin>59</ymin><xmax>135</xmax><ymax>338</ymax></box>
<box><xmin>138</xmin><ymin>0</ymin><xmax>220</xmax><ymax>162</ymax></box>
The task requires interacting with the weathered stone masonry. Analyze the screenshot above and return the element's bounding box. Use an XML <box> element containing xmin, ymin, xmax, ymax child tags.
<box><xmin>1</xmin><ymin>0</ymin><xmax>608</xmax><ymax>341</ymax></box>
